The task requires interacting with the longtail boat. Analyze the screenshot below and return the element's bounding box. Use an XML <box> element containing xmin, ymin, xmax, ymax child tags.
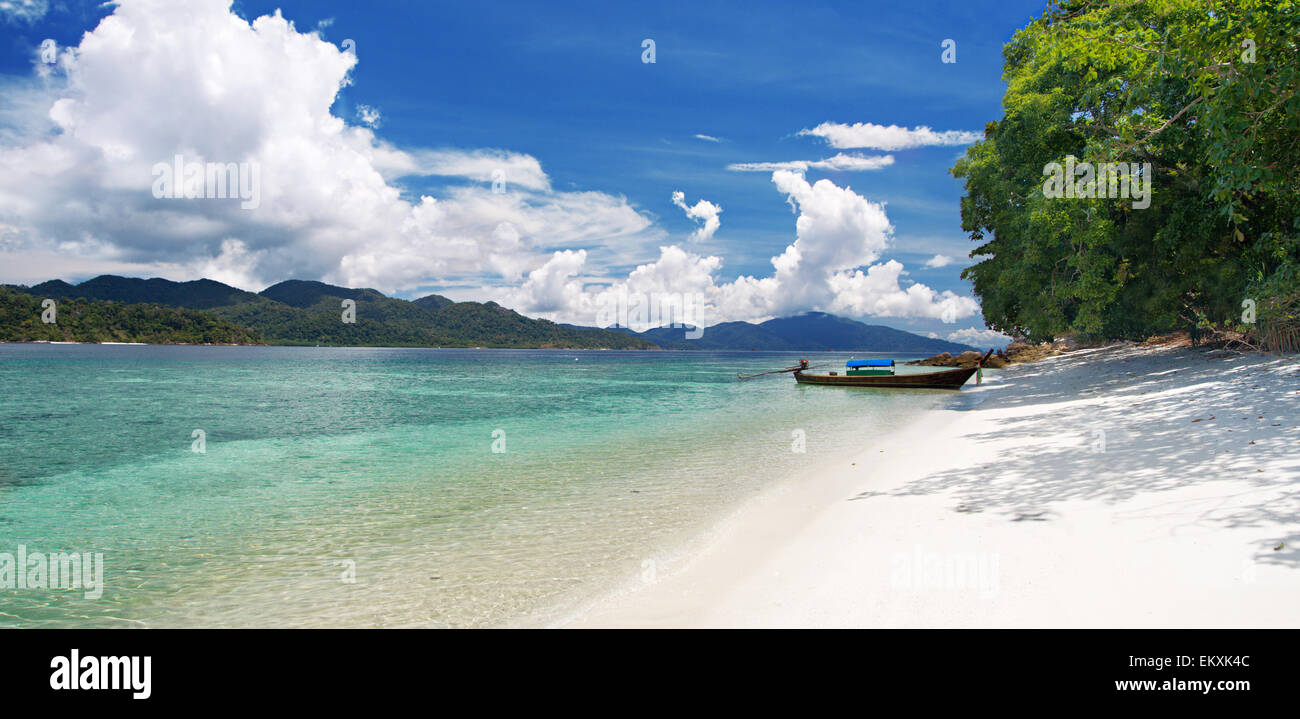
<box><xmin>790</xmin><ymin>350</ymin><xmax>993</xmax><ymax>390</ymax></box>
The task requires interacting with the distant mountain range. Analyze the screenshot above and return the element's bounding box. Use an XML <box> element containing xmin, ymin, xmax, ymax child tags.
<box><xmin>9</xmin><ymin>275</ymin><xmax>651</xmax><ymax>349</ymax></box>
<box><xmin>579</xmin><ymin>311</ymin><xmax>974</xmax><ymax>354</ymax></box>
<box><xmin>4</xmin><ymin>275</ymin><xmax>977</xmax><ymax>353</ymax></box>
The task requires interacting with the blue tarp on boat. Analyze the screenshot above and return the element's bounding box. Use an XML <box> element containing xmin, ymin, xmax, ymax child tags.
<box><xmin>846</xmin><ymin>359</ymin><xmax>894</xmax><ymax>367</ymax></box>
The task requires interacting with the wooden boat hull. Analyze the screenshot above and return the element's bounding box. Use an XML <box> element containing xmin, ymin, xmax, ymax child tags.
<box><xmin>793</xmin><ymin>366</ymin><xmax>978</xmax><ymax>390</ymax></box>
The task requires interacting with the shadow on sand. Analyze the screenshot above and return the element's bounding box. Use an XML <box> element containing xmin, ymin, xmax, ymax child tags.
<box><xmin>851</xmin><ymin>345</ymin><xmax>1300</xmax><ymax>566</ymax></box>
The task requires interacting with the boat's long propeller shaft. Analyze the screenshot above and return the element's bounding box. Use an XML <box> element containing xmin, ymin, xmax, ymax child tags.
<box><xmin>737</xmin><ymin>362</ymin><xmax>834</xmax><ymax>380</ymax></box>
<box><xmin>736</xmin><ymin>365</ymin><xmax>803</xmax><ymax>380</ymax></box>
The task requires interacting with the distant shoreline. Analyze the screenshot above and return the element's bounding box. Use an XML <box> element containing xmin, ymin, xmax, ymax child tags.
<box><xmin>4</xmin><ymin>278</ymin><xmax>978</xmax><ymax>355</ymax></box>
<box><xmin>0</xmin><ymin>340</ymin><xmax>950</xmax><ymax>353</ymax></box>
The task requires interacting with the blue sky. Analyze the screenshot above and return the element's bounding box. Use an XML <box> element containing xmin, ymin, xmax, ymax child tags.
<box><xmin>0</xmin><ymin>0</ymin><xmax>1046</xmax><ymax>341</ymax></box>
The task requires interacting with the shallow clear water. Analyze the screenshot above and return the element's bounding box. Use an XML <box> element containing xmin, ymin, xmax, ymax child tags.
<box><xmin>0</xmin><ymin>345</ymin><xmax>970</xmax><ymax>627</ymax></box>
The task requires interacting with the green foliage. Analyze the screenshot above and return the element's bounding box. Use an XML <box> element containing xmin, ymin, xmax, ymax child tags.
<box><xmin>0</xmin><ymin>286</ymin><xmax>262</xmax><ymax>344</ymax></box>
<box><xmin>953</xmin><ymin>0</ymin><xmax>1300</xmax><ymax>344</ymax></box>
<box><xmin>1245</xmin><ymin>264</ymin><xmax>1300</xmax><ymax>352</ymax></box>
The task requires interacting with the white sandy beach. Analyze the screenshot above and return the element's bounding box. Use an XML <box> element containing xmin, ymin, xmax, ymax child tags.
<box><xmin>562</xmin><ymin>344</ymin><xmax>1300</xmax><ymax>628</ymax></box>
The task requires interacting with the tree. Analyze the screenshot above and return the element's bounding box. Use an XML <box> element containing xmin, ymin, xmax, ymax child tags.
<box><xmin>953</xmin><ymin>0</ymin><xmax>1300</xmax><ymax>345</ymax></box>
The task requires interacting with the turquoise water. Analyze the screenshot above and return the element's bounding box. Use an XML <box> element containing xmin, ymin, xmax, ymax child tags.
<box><xmin>0</xmin><ymin>345</ymin><xmax>968</xmax><ymax>627</ymax></box>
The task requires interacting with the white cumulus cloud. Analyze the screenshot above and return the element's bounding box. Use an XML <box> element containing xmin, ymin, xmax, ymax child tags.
<box><xmin>0</xmin><ymin>0</ymin><xmax>656</xmax><ymax>293</ymax></box>
<box><xmin>799</xmin><ymin>122</ymin><xmax>982</xmax><ymax>151</ymax></box>
<box><xmin>947</xmin><ymin>327</ymin><xmax>1013</xmax><ymax>348</ymax></box>
<box><xmin>828</xmin><ymin>261</ymin><xmax>977</xmax><ymax>322</ymax></box>
<box><xmin>670</xmin><ymin>191</ymin><xmax>722</xmax><ymax>242</ymax></box>
<box><xmin>355</xmin><ymin>104</ymin><xmax>381</xmax><ymax>128</ymax></box>
<box><xmin>493</xmin><ymin>171</ymin><xmax>978</xmax><ymax>329</ymax></box>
